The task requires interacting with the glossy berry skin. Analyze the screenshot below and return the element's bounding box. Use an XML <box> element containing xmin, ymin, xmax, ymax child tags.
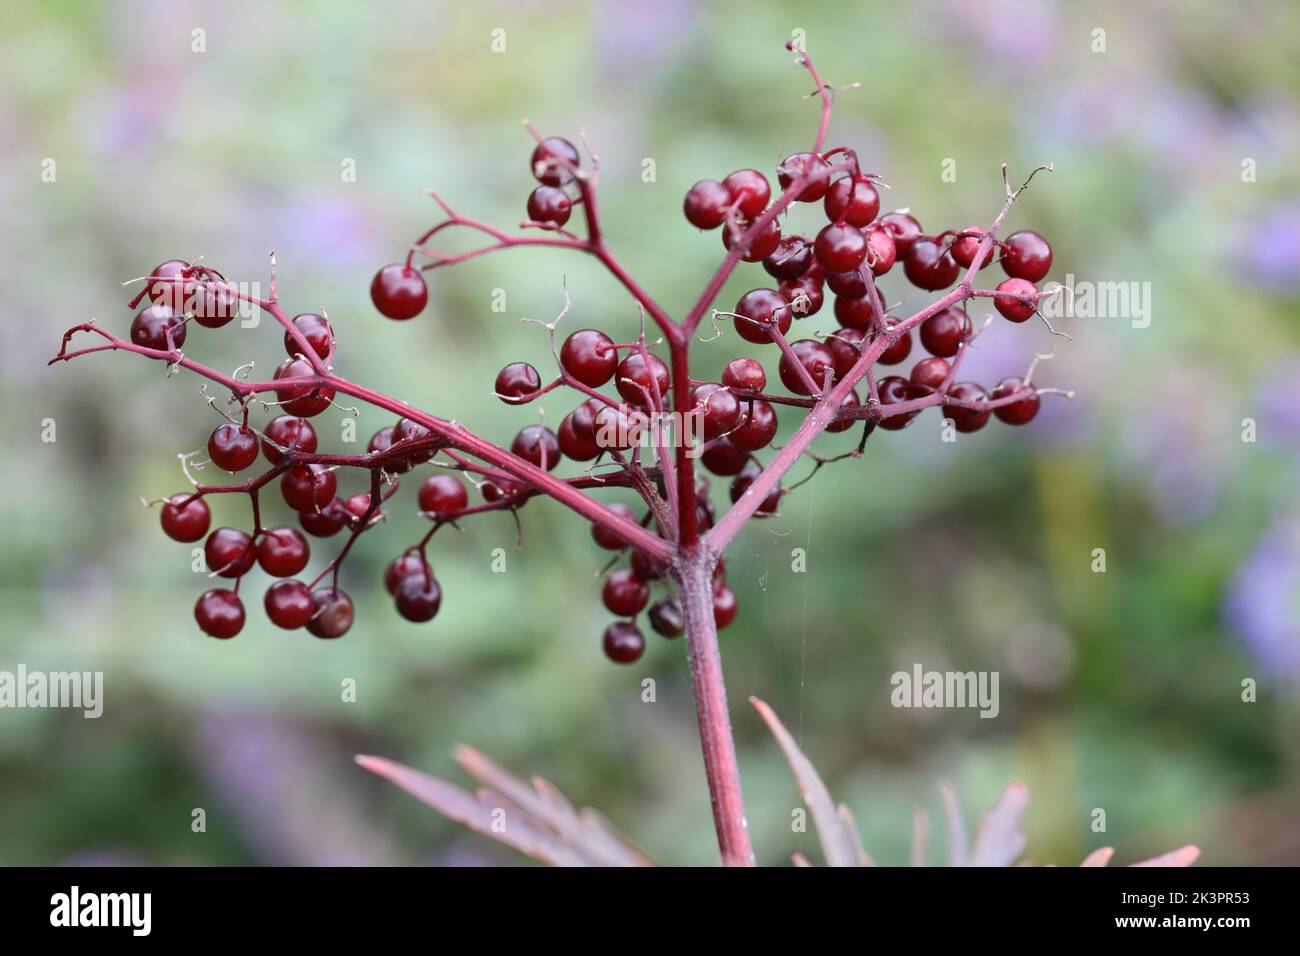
<box><xmin>615</xmin><ymin>352</ymin><xmax>670</xmax><ymax>407</ymax></box>
<box><xmin>530</xmin><ymin>137</ymin><xmax>580</xmax><ymax>186</ymax></box>
<box><xmin>345</xmin><ymin>492</ymin><xmax>381</xmax><ymax>524</ymax></box>
<box><xmin>204</xmin><ymin>527</ymin><xmax>256</xmax><ymax>578</ymax></box>
<box><xmin>910</xmin><ymin>356</ymin><xmax>951</xmax><ymax>390</ymax></box>
<box><xmin>130</xmin><ymin>303</ymin><xmax>186</xmax><ymax>351</ymax></box>
<box><xmin>733</xmin><ymin>288</ymin><xmax>792</xmax><ymax>344</ymax></box>
<box><xmin>207</xmin><ymin>423</ymin><xmax>259</xmax><ymax>472</ymax></box>
<box><xmin>992</xmin><ymin>377</ymin><xmax>1041</xmax><ymax>424</ymax></box>
<box><xmin>299</xmin><ymin>503</ymin><xmax>348</xmax><ymax>538</ymax></box>
<box><xmin>264</xmin><ymin>579</ymin><xmax>315</xmax><ymax>630</ymax></box>
<box><xmin>877</xmin><ymin>322</ymin><xmax>914</xmax><ymax>366</ymax></box>
<box><xmin>256</xmin><ymin>526</ymin><xmax>310</xmax><ymax>577</ymax></box>
<box><xmin>825</xmin><ymin>389</ymin><xmax>860</xmax><ymax>433</ymax></box>
<box><xmin>273</xmin><ymin>357</ymin><xmax>335</xmax><ymax>417</ymax></box>
<box><xmin>560</xmin><ymin>329</ymin><xmax>618</xmax><ymax>387</ymax></box>
<box><xmin>779</xmin><ymin>340</ymin><xmax>834</xmax><ymax>395</ymax></box>
<box><xmin>701</xmin><ymin>439</ymin><xmax>751</xmax><ymax>477</ymax></box>
<box><xmin>495</xmin><ymin>362</ymin><xmax>542</xmax><ymax>404</ymax></box>
<box><xmin>557</xmin><ymin>414</ymin><xmax>601</xmax><ymax>461</ymax></box>
<box><xmin>417</xmin><ymin>475</ymin><xmax>468</xmax><ymax>516</ymax></box>
<box><xmin>602</xmin><ymin>569</ymin><xmax>650</xmax><ymax>617</ymax></box>
<box><xmin>592</xmin><ymin>503</ymin><xmax>638</xmax><ymax>550</ymax></box>
<box><xmin>147</xmin><ymin>259</ymin><xmax>192</xmax><ymax>306</ymax></box>
<box><xmin>722</xmin><ymin>168</ymin><xmax>771</xmax><ymax>219</ymax></box>
<box><xmin>994</xmin><ymin>278</ymin><xmax>1038</xmax><ymax>322</ymax></box>
<box><xmin>1001</xmin><ymin>229</ymin><xmax>1052</xmax><ymax>282</ymax></box>
<box><xmin>919</xmin><ymin>307</ymin><xmax>971</xmax><ymax>358</ymax></box>
<box><xmin>285</xmin><ymin>313</ymin><xmax>333</xmax><ymax>360</ymax></box>
<box><xmin>949</xmin><ymin>226</ymin><xmax>993</xmax><ymax>269</ymax></box>
<box><xmin>306</xmin><ymin>588</ymin><xmax>354</xmax><ymax>639</ymax></box>
<box><xmin>833</xmin><ymin>294</ymin><xmax>876</xmax><ymax>331</ymax></box>
<box><xmin>729</xmin><ymin>469</ymin><xmax>781</xmax><ymax>516</ymax></box>
<box><xmin>863</xmin><ymin>224</ymin><xmax>897</xmax><ymax>276</ymax></box>
<box><xmin>526</xmin><ymin>185</ymin><xmax>572</xmax><ymax>227</ymax></box>
<box><xmin>370</xmin><ymin>264</ymin><xmax>428</xmax><ymax>320</ymax></box>
<box><xmin>778</xmin><ymin>152</ymin><xmax>830</xmax><ymax>202</ymax></box>
<box><xmin>192</xmin><ymin>283</ymin><xmax>237</xmax><ymax>329</ymax></box>
<box><xmin>826</xmin><ymin>327</ymin><xmax>866</xmax><ymax>381</ymax></box>
<box><xmin>281</xmin><ymin>464</ymin><xmax>337</xmax><ymax>513</ymax></box>
<box><xmin>877</xmin><ymin>376</ymin><xmax>923</xmax><ymax>430</ymax></box>
<box><xmin>195</xmin><ymin>589</ymin><xmax>245</xmax><ymax>639</ymax></box>
<box><xmin>813</xmin><ymin>222</ymin><xmax>869</xmax><ymax>273</ymax></box>
<box><xmin>823</xmin><ymin>175</ymin><xmax>880</xmax><ymax>226</ymax></box>
<box><xmin>904</xmin><ymin>239</ymin><xmax>961</xmax><ymax>290</ymax></box>
<box><xmin>480</xmin><ymin>478</ymin><xmax>527</xmax><ymax>502</ymax></box>
<box><xmin>713</xmin><ymin>586</ymin><xmax>738</xmax><ymax>629</ymax></box>
<box><xmin>385</xmin><ymin>553</ymin><xmax>432</xmax><ymax>595</ymax></box>
<box><xmin>648</xmin><ymin>598</ymin><xmax>685</xmax><ymax>638</ymax></box>
<box><xmin>824</xmin><ymin>268</ymin><xmax>868</xmax><ymax>300</ymax></box>
<box><xmin>722</xmin><ymin>357</ymin><xmax>766</xmax><ymax>392</ymax></box>
<box><xmin>602</xmin><ymin>621</ymin><xmax>645</xmax><ymax>664</ymax></box>
<box><xmin>592</xmin><ymin>403</ymin><xmax>642</xmax><ymax>451</ymax></box>
<box><xmin>683</xmin><ymin>179</ymin><xmax>732</xmax><ymax>230</ymax></box>
<box><xmin>879</xmin><ymin>211</ymin><xmax>923</xmax><ymax>257</ymax></box>
<box><xmin>943</xmin><ymin>382</ymin><xmax>991</xmax><ymax>432</ymax></box>
<box><xmin>761</xmin><ymin>235</ymin><xmax>812</xmax><ymax>281</ymax></box>
<box><xmin>262</xmin><ymin>415</ymin><xmax>317</xmax><ymax>464</ymax></box>
<box><xmin>511</xmin><ymin>425</ymin><xmax>562</xmax><ymax>470</ymax></box>
<box><xmin>779</xmin><ymin>277</ymin><xmax>824</xmax><ymax>317</ymax></box>
<box><xmin>729</xmin><ymin>400</ymin><xmax>778</xmax><ymax>451</ymax></box>
<box><xmin>395</xmin><ymin>573</ymin><xmax>442</xmax><ymax>622</ymax></box>
<box><xmin>630</xmin><ymin>549</ymin><xmax>666</xmax><ymax>581</ymax></box>
<box><xmin>390</xmin><ymin>417</ymin><xmax>436</xmax><ymax>466</ymax></box>
<box><xmin>722</xmin><ymin>216</ymin><xmax>781</xmax><ymax>262</ymax></box>
<box><xmin>690</xmin><ymin>383</ymin><xmax>741</xmax><ymax>441</ymax></box>
<box><xmin>160</xmin><ymin>494</ymin><xmax>210</xmax><ymax>542</ymax></box>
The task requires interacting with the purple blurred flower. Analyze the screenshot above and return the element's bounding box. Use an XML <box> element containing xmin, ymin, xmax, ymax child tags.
<box><xmin>1234</xmin><ymin>204</ymin><xmax>1300</xmax><ymax>291</ymax></box>
<box><xmin>1224</xmin><ymin>522</ymin><xmax>1300</xmax><ymax>677</ymax></box>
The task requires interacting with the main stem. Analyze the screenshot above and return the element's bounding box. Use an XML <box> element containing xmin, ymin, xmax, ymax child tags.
<box><xmin>675</xmin><ymin>545</ymin><xmax>755</xmax><ymax>867</ymax></box>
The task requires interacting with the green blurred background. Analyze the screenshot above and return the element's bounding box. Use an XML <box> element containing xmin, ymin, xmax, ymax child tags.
<box><xmin>2</xmin><ymin>0</ymin><xmax>1298</xmax><ymax>866</ymax></box>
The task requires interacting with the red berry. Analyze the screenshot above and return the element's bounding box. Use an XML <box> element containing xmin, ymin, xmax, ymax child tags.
<box><xmin>256</xmin><ymin>526</ymin><xmax>310</xmax><ymax>577</ymax></box>
<box><xmin>592</xmin><ymin>503</ymin><xmax>638</xmax><ymax>550</ymax></box>
<box><xmin>371</xmin><ymin>264</ymin><xmax>427</xmax><ymax>320</ymax></box>
<box><xmin>395</xmin><ymin>573</ymin><xmax>442</xmax><ymax>622</ymax></box>
<box><xmin>385</xmin><ymin>553</ymin><xmax>432</xmax><ymax>595</ymax></box>
<box><xmin>779</xmin><ymin>277</ymin><xmax>824</xmax><ymax>317</ymax></box>
<box><xmin>910</xmin><ymin>356</ymin><xmax>951</xmax><ymax>390</ymax></box>
<box><xmin>285</xmin><ymin>312</ymin><xmax>333</xmax><ymax>360</ymax></box>
<box><xmin>723</xmin><ymin>169</ymin><xmax>771</xmax><ymax>219</ymax></box>
<box><xmin>877</xmin><ymin>375</ymin><xmax>924</xmax><ymax>430</ymax></box>
<box><xmin>824</xmin><ymin>268</ymin><xmax>868</xmax><ymax>299</ymax></box>
<box><xmin>701</xmin><ymin>438</ymin><xmax>751</xmax><ymax>476</ymax></box>
<box><xmin>683</xmin><ymin>179</ymin><xmax>733</xmax><ymax>230</ymax></box>
<box><xmin>762</xmin><ymin>235</ymin><xmax>813</xmax><ymax>280</ymax></box>
<box><xmin>392</xmin><ymin>417</ymin><xmax>437</xmax><ymax>466</ymax></box>
<box><xmin>949</xmin><ymin>226</ymin><xmax>993</xmax><ymax>270</ymax></box>
<box><xmin>560</xmin><ymin>329</ymin><xmax>618</xmax><ymax>387</ymax></box>
<box><xmin>648</xmin><ymin>598</ymin><xmax>684</xmax><ymax>637</ymax></box>
<box><xmin>826</xmin><ymin>327</ymin><xmax>866</xmax><ymax>380</ymax></box>
<box><xmin>530</xmin><ymin>137</ymin><xmax>580</xmax><ymax>186</ymax></box>
<box><xmin>344</xmin><ymin>491</ymin><xmax>381</xmax><ymax>523</ymax></box>
<box><xmin>526</xmin><ymin>185</ymin><xmax>572</xmax><ymax>227</ymax></box>
<box><xmin>713</xmin><ymin>585</ymin><xmax>738</xmax><ymax>628</ymax></box>
<box><xmin>306</xmin><ymin>587</ymin><xmax>354</xmax><ymax>638</ymax></box>
<box><xmin>147</xmin><ymin>259</ymin><xmax>192</xmax><ymax>307</ymax></box>
<box><xmin>418</xmin><ymin>475</ymin><xmax>468</xmax><ymax>515</ymax></box>
<box><xmin>992</xmin><ymin>377</ymin><xmax>1041</xmax><ymax>424</ymax></box>
<box><xmin>615</xmin><ymin>353</ymin><xmax>670</xmax><ymax>407</ymax></box>
<box><xmin>834</xmin><ymin>294</ymin><xmax>876</xmax><ymax>331</ymax></box>
<box><xmin>864</xmin><ymin>224</ymin><xmax>897</xmax><ymax>276</ymax></box>
<box><xmin>602</xmin><ymin>621</ymin><xmax>645</xmax><ymax>664</ymax></box>
<box><xmin>943</xmin><ymin>381</ymin><xmax>991</xmax><ymax>432</ymax></box>
<box><xmin>1001</xmin><ymin>229</ymin><xmax>1052</xmax><ymax>282</ymax></box>
<box><xmin>904</xmin><ymin>238</ymin><xmax>960</xmax><ymax>290</ymax></box>
<box><xmin>879</xmin><ymin>211</ymin><xmax>923</xmax><ymax>256</ymax></box>
<box><xmin>729</xmin><ymin>468</ymin><xmax>781</xmax><ymax>515</ymax></box>
<box><xmin>994</xmin><ymin>278</ymin><xmax>1039</xmax><ymax>322</ymax></box>
<box><xmin>264</xmin><ymin>579</ymin><xmax>315</xmax><ymax>630</ymax></box>
<box><xmin>558</xmin><ymin>414</ymin><xmax>601</xmax><ymax>461</ymax></box>
<box><xmin>130</xmin><ymin>303</ymin><xmax>186</xmax><ymax>351</ymax></box>
<box><xmin>262</xmin><ymin>415</ymin><xmax>317</xmax><ymax>464</ymax></box>
<box><xmin>778</xmin><ymin>152</ymin><xmax>830</xmax><ymax>202</ymax></box>
<box><xmin>722</xmin><ymin>357</ymin><xmax>766</xmax><ymax>392</ymax></box>
<box><xmin>281</xmin><ymin>464</ymin><xmax>337</xmax><ymax>512</ymax></box>
<box><xmin>733</xmin><ymin>289</ymin><xmax>792</xmax><ymax>345</ymax></box>
<box><xmin>160</xmin><ymin>494</ymin><xmax>211</xmax><ymax>542</ymax></box>
<box><xmin>495</xmin><ymin>362</ymin><xmax>542</xmax><ymax>404</ymax></box>
<box><xmin>192</xmin><ymin>283</ymin><xmax>238</xmax><ymax>328</ymax></box>
<box><xmin>690</xmin><ymin>383</ymin><xmax>741</xmax><ymax>441</ymax></box>
<box><xmin>877</xmin><ymin>321</ymin><xmax>913</xmax><ymax>366</ymax></box>
<box><xmin>273</xmin><ymin>357</ymin><xmax>335</xmax><ymax>418</ymax></box>
<box><xmin>481</xmin><ymin>478</ymin><xmax>527</xmax><ymax>502</ymax></box>
<box><xmin>511</xmin><ymin>425</ymin><xmax>561</xmax><ymax>470</ymax></box>
<box><xmin>825</xmin><ymin>389</ymin><xmax>861</xmax><ymax>433</ymax></box>
<box><xmin>204</xmin><ymin>527</ymin><xmax>256</xmax><ymax>578</ymax></box>
<box><xmin>779</xmin><ymin>339</ymin><xmax>834</xmax><ymax>395</ymax></box>
<box><xmin>602</xmin><ymin>569</ymin><xmax>650</xmax><ymax>617</ymax></box>
<box><xmin>207</xmin><ymin>422</ymin><xmax>259</xmax><ymax>472</ymax></box>
<box><xmin>722</xmin><ymin>216</ymin><xmax>782</xmax><ymax>262</ymax></box>
<box><xmin>814</xmin><ymin>222</ymin><xmax>869</xmax><ymax>273</ymax></box>
<box><xmin>195</xmin><ymin>589</ymin><xmax>244</xmax><ymax>639</ymax></box>
<box><xmin>823</xmin><ymin>175</ymin><xmax>880</xmax><ymax>226</ymax></box>
<box><xmin>919</xmin><ymin>307</ymin><xmax>971</xmax><ymax>358</ymax></box>
<box><xmin>730</xmin><ymin>399</ymin><xmax>778</xmax><ymax>450</ymax></box>
<box><xmin>299</xmin><ymin>503</ymin><xmax>347</xmax><ymax>538</ymax></box>
<box><xmin>630</xmin><ymin>549</ymin><xmax>666</xmax><ymax>581</ymax></box>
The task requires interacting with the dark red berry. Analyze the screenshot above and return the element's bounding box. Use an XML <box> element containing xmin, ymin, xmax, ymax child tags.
<box><xmin>592</xmin><ymin>503</ymin><xmax>638</xmax><ymax>550</ymax></box>
<box><xmin>943</xmin><ymin>381</ymin><xmax>991</xmax><ymax>432</ymax></box>
<box><xmin>1001</xmin><ymin>229</ymin><xmax>1052</xmax><ymax>282</ymax></box>
<box><xmin>602</xmin><ymin>621</ymin><xmax>645</xmax><ymax>664</ymax></box>
<box><xmin>560</xmin><ymin>329</ymin><xmax>618</xmax><ymax>387</ymax></box>
<box><xmin>733</xmin><ymin>288</ymin><xmax>792</xmax><ymax>345</ymax></box>
<box><xmin>877</xmin><ymin>375</ymin><xmax>924</xmax><ymax>430</ymax></box>
<box><xmin>511</xmin><ymin>425</ymin><xmax>562</xmax><ymax>470</ymax></box>
<box><xmin>207</xmin><ymin>422</ymin><xmax>259</xmax><ymax>472</ymax></box>
<box><xmin>877</xmin><ymin>321</ymin><xmax>913</xmax><ymax>366</ymax></box>
<box><xmin>418</xmin><ymin>475</ymin><xmax>468</xmax><ymax>516</ymax></box>
<box><xmin>495</xmin><ymin>362</ymin><xmax>542</xmax><ymax>404</ymax></box>
<box><xmin>778</xmin><ymin>152</ymin><xmax>830</xmax><ymax>202</ymax></box>
<box><xmin>385</xmin><ymin>553</ymin><xmax>432</xmax><ymax>596</ymax></box>
<box><xmin>530</xmin><ymin>137</ymin><xmax>580</xmax><ymax>186</ymax></box>
<box><xmin>204</xmin><ymin>527</ymin><xmax>255</xmax><ymax>578</ymax></box>
<box><xmin>630</xmin><ymin>549</ymin><xmax>666</xmax><ymax>581</ymax></box>
<box><xmin>285</xmin><ymin>313</ymin><xmax>333</xmax><ymax>360</ymax></box>
<box><xmin>343</xmin><ymin>491</ymin><xmax>382</xmax><ymax>525</ymax></box>
<box><xmin>826</xmin><ymin>327</ymin><xmax>866</xmax><ymax>380</ymax></box>
<box><xmin>713</xmin><ymin>585</ymin><xmax>738</xmax><ymax>629</ymax></box>
<box><xmin>779</xmin><ymin>277</ymin><xmax>824</xmax><ymax>317</ymax></box>
<box><xmin>602</xmin><ymin>569</ymin><xmax>650</xmax><ymax>617</ymax></box>
<box><xmin>722</xmin><ymin>216</ymin><xmax>782</xmax><ymax>262</ymax></box>
<box><xmin>648</xmin><ymin>598</ymin><xmax>684</xmax><ymax>637</ymax></box>
<box><xmin>262</xmin><ymin>415</ymin><xmax>318</xmax><ymax>463</ymax></box>
<box><xmin>949</xmin><ymin>226</ymin><xmax>993</xmax><ymax>270</ymax></box>
<box><xmin>779</xmin><ymin>339</ymin><xmax>834</xmax><ymax>395</ymax></box>
<box><xmin>729</xmin><ymin>399</ymin><xmax>778</xmax><ymax>451</ymax></box>
<box><xmin>863</xmin><ymin>224</ymin><xmax>897</xmax><ymax>276</ymax></box>
<box><xmin>191</xmin><ymin>281</ymin><xmax>237</xmax><ymax>328</ymax></box>
<box><xmin>910</xmin><ymin>356</ymin><xmax>951</xmax><ymax>390</ymax></box>
<box><xmin>392</xmin><ymin>417</ymin><xmax>437</xmax><ymax>465</ymax></box>
<box><xmin>690</xmin><ymin>383</ymin><xmax>741</xmax><ymax>441</ymax></box>
<box><xmin>825</xmin><ymin>389</ymin><xmax>861</xmax><ymax>433</ymax></box>
<box><xmin>834</xmin><ymin>294</ymin><xmax>876</xmax><ymax>331</ymax></box>
<box><xmin>256</xmin><ymin>526</ymin><xmax>310</xmax><ymax>577</ymax></box>
<box><xmin>762</xmin><ymin>235</ymin><xmax>813</xmax><ymax>280</ymax></box>
<box><xmin>904</xmin><ymin>238</ymin><xmax>960</xmax><ymax>290</ymax></box>
<box><xmin>992</xmin><ymin>377</ymin><xmax>1041</xmax><ymax>424</ymax></box>
<box><xmin>813</xmin><ymin>222</ymin><xmax>868</xmax><ymax>273</ymax></box>
<box><xmin>147</xmin><ymin>259</ymin><xmax>192</xmax><ymax>307</ymax></box>
<box><xmin>558</xmin><ymin>414</ymin><xmax>601</xmax><ymax>461</ymax></box>
<box><xmin>130</xmin><ymin>303</ymin><xmax>186</xmax><ymax>351</ymax></box>
<box><xmin>273</xmin><ymin>357</ymin><xmax>335</xmax><ymax>418</ymax></box>
<box><xmin>306</xmin><ymin>587</ymin><xmax>354</xmax><ymax>639</ymax></box>
<box><xmin>160</xmin><ymin>494</ymin><xmax>211</xmax><ymax>542</ymax></box>
<box><xmin>723</xmin><ymin>169</ymin><xmax>771</xmax><ymax>219</ymax></box>
<box><xmin>615</xmin><ymin>352</ymin><xmax>670</xmax><ymax>407</ymax></box>
<box><xmin>195</xmin><ymin>589</ymin><xmax>244</xmax><ymax>639</ymax></box>
<box><xmin>395</xmin><ymin>573</ymin><xmax>442</xmax><ymax>622</ymax></box>
<box><xmin>481</xmin><ymin>478</ymin><xmax>527</xmax><ymax>502</ymax></box>
<box><xmin>264</xmin><ymin>579</ymin><xmax>315</xmax><ymax>630</ymax></box>
<box><xmin>281</xmin><ymin>464</ymin><xmax>337</xmax><ymax>513</ymax></box>
<box><xmin>722</xmin><ymin>357</ymin><xmax>766</xmax><ymax>392</ymax></box>
<box><xmin>919</xmin><ymin>307</ymin><xmax>971</xmax><ymax>358</ymax></box>
<box><xmin>824</xmin><ymin>268</ymin><xmax>869</xmax><ymax>299</ymax></box>
<box><xmin>994</xmin><ymin>278</ymin><xmax>1039</xmax><ymax>322</ymax></box>
<box><xmin>371</xmin><ymin>264</ymin><xmax>427</xmax><ymax>320</ymax></box>
<box><xmin>823</xmin><ymin>175</ymin><xmax>880</xmax><ymax>226</ymax></box>
<box><xmin>729</xmin><ymin>467</ymin><xmax>781</xmax><ymax>515</ymax></box>
<box><xmin>879</xmin><ymin>211</ymin><xmax>923</xmax><ymax>256</ymax></box>
<box><xmin>299</xmin><ymin>503</ymin><xmax>348</xmax><ymax>538</ymax></box>
<box><xmin>526</xmin><ymin>185</ymin><xmax>572</xmax><ymax>226</ymax></box>
<box><xmin>701</xmin><ymin>438</ymin><xmax>751</xmax><ymax>476</ymax></box>
<box><xmin>683</xmin><ymin>179</ymin><xmax>733</xmax><ymax>230</ymax></box>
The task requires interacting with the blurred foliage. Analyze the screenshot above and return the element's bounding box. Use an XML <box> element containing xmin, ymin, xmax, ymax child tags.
<box><xmin>1</xmin><ymin>0</ymin><xmax>1298</xmax><ymax>866</ymax></box>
